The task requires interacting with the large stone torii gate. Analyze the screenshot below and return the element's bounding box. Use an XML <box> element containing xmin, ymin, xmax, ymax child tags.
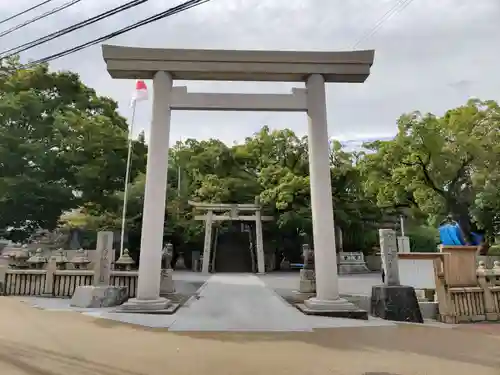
<box><xmin>102</xmin><ymin>44</ymin><xmax>375</xmax><ymax>315</ymax></box>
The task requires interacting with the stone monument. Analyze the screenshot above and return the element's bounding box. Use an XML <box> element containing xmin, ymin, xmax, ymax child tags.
<box><xmin>337</xmin><ymin>251</ymin><xmax>370</xmax><ymax>274</ymax></box>
<box><xmin>370</xmin><ymin>229</ymin><xmax>423</xmax><ymax>323</ymax></box>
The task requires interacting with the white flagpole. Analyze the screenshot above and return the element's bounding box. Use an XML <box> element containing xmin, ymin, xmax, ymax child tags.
<box><xmin>177</xmin><ymin>136</ymin><xmax>182</xmax><ymax>198</ymax></box>
<box><xmin>119</xmin><ymin>100</ymin><xmax>137</xmax><ymax>257</ymax></box>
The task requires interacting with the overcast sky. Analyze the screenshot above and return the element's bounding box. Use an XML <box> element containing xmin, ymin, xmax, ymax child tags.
<box><xmin>1</xmin><ymin>0</ymin><xmax>499</xmax><ymax>145</ymax></box>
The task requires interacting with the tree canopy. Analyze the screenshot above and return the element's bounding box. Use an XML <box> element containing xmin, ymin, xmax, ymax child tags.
<box><xmin>2</xmin><ymin>58</ymin><xmax>500</xmax><ymax>256</ymax></box>
<box><xmin>0</xmin><ymin>57</ymin><xmax>147</xmax><ymax>234</ymax></box>
<box><xmin>361</xmin><ymin>99</ymin><xmax>500</xmax><ymax>242</ymax></box>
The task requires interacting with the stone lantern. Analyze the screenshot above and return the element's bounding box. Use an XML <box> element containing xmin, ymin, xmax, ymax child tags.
<box><xmin>71</xmin><ymin>248</ymin><xmax>91</xmax><ymax>270</ymax></box>
<box><xmin>7</xmin><ymin>248</ymin><xmax>20</xmax><ymax>268</ymax></box>
<box><xmin>115</xmin><ymin>249</ymin><xmax>135</xmax><ymax>271</ymax></box>
<box><xmin>12</xmin><ymin>245</ymin><xmax>31</xmax><ymax>269</ymax></box>
<box><xmin>27</xmin><ymin>248</ymin><xmax>48</xmax><ymax>269</ymax></box>
<box><xmin>53</xmin><ymin>248</ymin><xmax>68</xmax><ymax>270</ymax></box>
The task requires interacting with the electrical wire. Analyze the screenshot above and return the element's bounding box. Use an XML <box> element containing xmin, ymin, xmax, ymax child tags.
<box><xmin>27</xmin><ymin>0</ymin><xmax>212</xmax><ymax>66</ymax></box>
<box><xmin>0</xmin><ymin>0</ymin><xmax>83</xmax><ymax>39</ymax></box>
<box><xmin>0</xmin><ymin>0</ymin><xmax>55</xmax><ymax>26</ymax></box>
<box><xmin>352</xmin><ymin>0</ymin><xmax>414</xmax><ymax>49</ymax></box>
<box><xmin>0</xmin><ymin>0</ymin><xmax>148</xmax><ymax>59</ymax></box>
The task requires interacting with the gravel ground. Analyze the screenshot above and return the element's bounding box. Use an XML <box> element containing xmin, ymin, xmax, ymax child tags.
<box><xmin>1</xmin><ymin>297</ymin><xmax>499</xmax><ymax>375</ymax></box>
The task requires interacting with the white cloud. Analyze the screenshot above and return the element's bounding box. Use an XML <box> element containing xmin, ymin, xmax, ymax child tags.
<box><xmin>1</xmin><ymin>0</ymin><xmax>499</xmax><ymax>144</ymax></box>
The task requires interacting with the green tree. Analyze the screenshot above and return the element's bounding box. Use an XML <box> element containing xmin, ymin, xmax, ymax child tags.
<box><xmin>79</xmin><ymin>126</ymin><xmax>383</xmax><ymax>260</ymax></box>
<box><xmin>361</xmin><ymin>99</ymin><xmax>500</xmax><ymax>241</ymax></box>
<box><xmin>0</xmin><ymin>58</ymin><xmax>147</xmax><ymax>235</ymax></box>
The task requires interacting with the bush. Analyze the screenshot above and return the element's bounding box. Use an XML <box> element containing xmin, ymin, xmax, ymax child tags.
<box><xmin>488</xmin><ymin>245</ymin><xmax>500</xmax><ymax>256</ymax></box>
<box><xmin>407</xmin><ymin>226</ymin><xmax>439</xmax><ymax>252</ymax></box>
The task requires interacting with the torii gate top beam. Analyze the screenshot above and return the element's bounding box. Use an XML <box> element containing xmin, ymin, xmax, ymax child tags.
<box><xmin>102</xmin><ymin>45</ymin><xmax>375</xmax><ymax>83</ymax></box>
<box><xmin>188</xmin><ymin>200</ymin><xmax>273</xmax><ymax>221</ymax></box>
<box><xmin>188</xmin><ymin>200</ymin><xmax>261</xmax><ymax>212</ymax></box>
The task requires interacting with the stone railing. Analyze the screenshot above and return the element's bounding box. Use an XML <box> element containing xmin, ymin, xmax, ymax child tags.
<box><xmin>0</xmin><ymin>232</ymin><xmax>140</xmax><ymax>299</ymax></box>
<box><xmin>52</xmin><ymin>269</ymin><xmax>95</xmax><ymax>297</ymax></box>
<box><xmin>3</xmin><ymin>269</ymin><xmax>47</xmax><ymax>296</ymax></box>
<box><xmin>433</xmin><ymin>245</ymin><xmax>500</xmax><ymax>323</ymax></box>
<box><xmin>110</xmin><ymin>270</ymin><xmax>138</xmax><ymax>298</ymax></box>
<box><xmin>1</xmin><ymin>257</ymin><xmax>139</xmax><ymax>298</ymax></box>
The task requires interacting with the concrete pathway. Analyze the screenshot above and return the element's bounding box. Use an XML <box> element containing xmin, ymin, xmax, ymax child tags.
<box><xmin>169</xmin><ymin>274</ymin><xmax>388</xmax><ymax>331</ymax></box>
<box><xmin>21</xmin><ymin>274</ymin><xmax>393</xmax><ymax>331</ymax></box>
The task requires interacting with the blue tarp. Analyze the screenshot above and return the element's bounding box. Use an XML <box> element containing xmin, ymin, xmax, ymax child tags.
<box><xmin>439</xmin><ymin>223</ymin><xmax>464</xmax><ymax>246</ymax></box>
<box><xmin>470</xmin><ymin>232</ymin><xmax>484</xmax><ymax>246</ymax></box>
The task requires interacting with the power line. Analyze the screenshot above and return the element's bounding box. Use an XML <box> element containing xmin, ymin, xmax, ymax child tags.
<box><xmin>0</xmin><ymin>0</ymin><xmax>55</xmax><ymax>26</ymax></box>
<box><xmin>352</xmin><ymin>0</ymin><xmax>408</xmax><ymax>48</ymax></box>
<box><xmin>0</xmin><ymin>0</ymin><xmax>148</xmax><ymax>59</ymax></box>
<box><xmin>352</xmin><ymin>0</ymin><xmax>414</xmax><ymax>49</ymax></box>
<box><xmin>0</xmin><ymin>0</ymin><xmax>83</xmax><ymax>39</ymax></box>
<box><xmin>27</xmin><ymin>0</ymin><xmax>212</xmax><ymax>66</ymax></box>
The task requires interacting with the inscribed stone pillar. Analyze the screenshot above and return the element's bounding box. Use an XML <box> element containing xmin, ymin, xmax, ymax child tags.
<box><xmin>379</xmin><ymin>229</ymin><xmax>400</xmax><ymax>286</ymax></box>
<box><xmin>94</xmin><ymin>231</ymin><xmax>113</xmax><ymax>286</ymax></box>
<box><xmin>371</xmin><ymin>229</ymin><xmax>423</xmax><ymax>323</ymax></box>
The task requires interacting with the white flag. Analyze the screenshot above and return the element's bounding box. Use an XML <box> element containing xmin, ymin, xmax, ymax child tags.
<box><xmin>130</xmin><ymin>80</ymin><xmax>148</xmax><ymax>107</ymax></box>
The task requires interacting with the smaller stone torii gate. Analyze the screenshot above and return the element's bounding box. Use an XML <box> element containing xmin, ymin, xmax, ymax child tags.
<box><xmin>189</xmin><ymin>199</ymin><xmax>273</xmax><ymax>274</ymax></box>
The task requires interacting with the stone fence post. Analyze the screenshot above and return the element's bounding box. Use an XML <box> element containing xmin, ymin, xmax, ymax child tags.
<box><xmin>477</xmin><ymin>261</ymin><xmax>500</xmax><ymax>320</ymax></box>
<box><xmin>42</xmin><ymin>258</ymin><xmax>57</xmax><ymax>296</ymax></box>
<box><xmin>0</xmin><ymin>266</ymin><xmax>6</xmax><ymax>294</ymax></box>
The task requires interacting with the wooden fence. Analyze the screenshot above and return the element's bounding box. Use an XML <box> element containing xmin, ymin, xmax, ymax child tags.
<box><xmin>434</xmin><ymin>246</ymin><xmax>500</xmax><ymax>323</ymax></box>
